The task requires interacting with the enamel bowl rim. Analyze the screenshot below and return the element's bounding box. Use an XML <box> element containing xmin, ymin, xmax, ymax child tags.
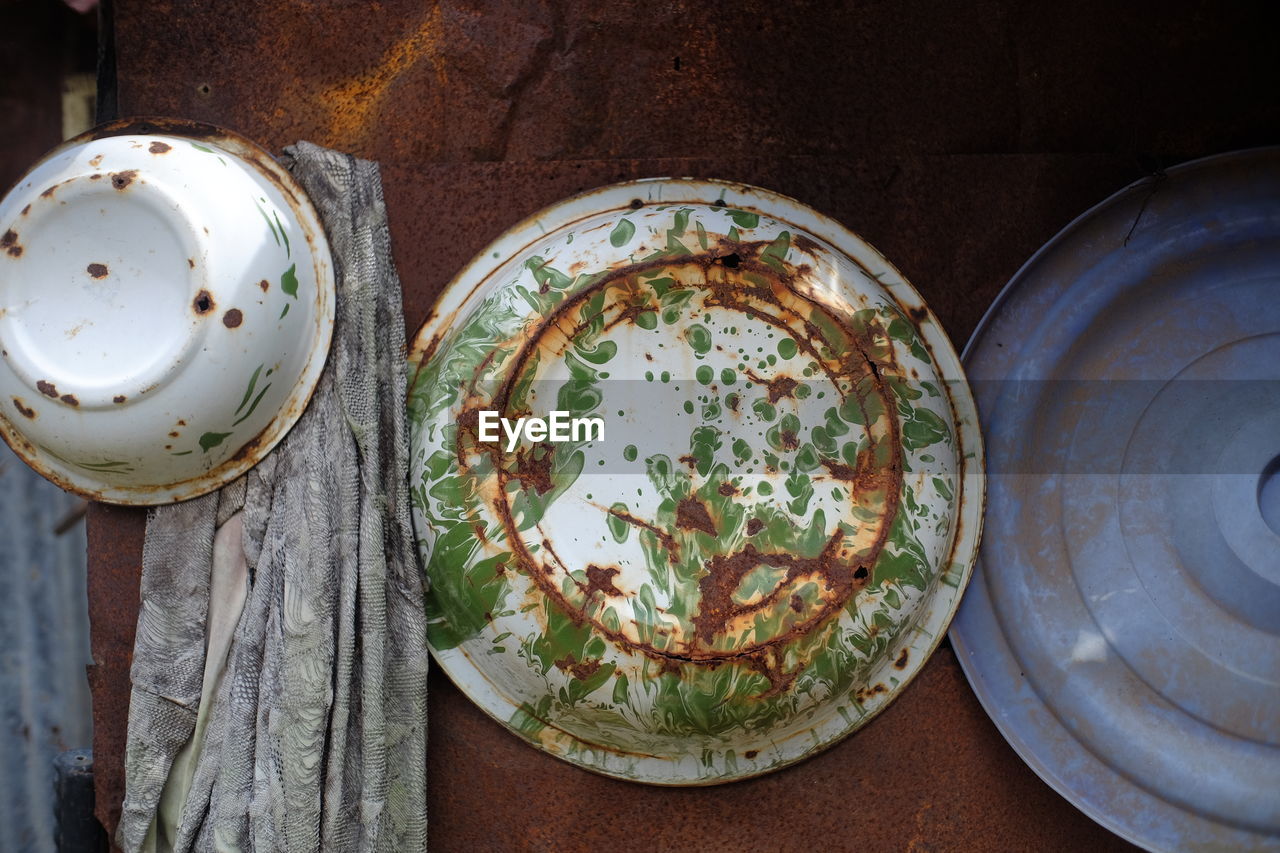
<box><xmin>409</xmin><ymin>177</ymin><xmax>986</xmax><ymax>784</ymax></box>
<box><xmin>0</xmin><ymin>117</ymin><xmax>335</xmax><ymax>505</ymax></box>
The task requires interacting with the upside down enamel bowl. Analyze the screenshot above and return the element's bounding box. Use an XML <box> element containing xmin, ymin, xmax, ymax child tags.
<box><xmin>408</xmin><ymin>178</ymin><xmax>984</xmax><ymax>784</ymax></box>
<box><xmin>0</xmin><ymin>119</ymin><xmax>334</xmax><ymax>504</ymax></box>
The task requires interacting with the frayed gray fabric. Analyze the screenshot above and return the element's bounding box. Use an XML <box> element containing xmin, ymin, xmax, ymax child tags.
<box><xmin>118</xmin><ymin>142</ymin><xmax>429</xmax><ymax>853</ymax></box>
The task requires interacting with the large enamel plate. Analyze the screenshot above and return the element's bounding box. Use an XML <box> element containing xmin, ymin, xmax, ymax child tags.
<box><xmin>408</xmin><ymin>179</ymin><xmax>983</xmax><ymax>784</ymax></box>
<box><xmin>951</xmin><ymin>150</ymin><xmax>1280</xmax><ymax>849</ymax></box>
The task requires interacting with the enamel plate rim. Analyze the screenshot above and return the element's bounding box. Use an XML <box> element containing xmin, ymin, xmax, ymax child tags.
<box><xmin>410</xmin><ymin>177</ymin><xmax>986</xmax><ymax>784</ymax></box>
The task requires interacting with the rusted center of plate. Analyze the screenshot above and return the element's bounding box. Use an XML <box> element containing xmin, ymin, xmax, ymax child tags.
<box><xmin>409</xmin><ymin>179</ymin><xmax>983</xmax><ymax>784</ymax></box>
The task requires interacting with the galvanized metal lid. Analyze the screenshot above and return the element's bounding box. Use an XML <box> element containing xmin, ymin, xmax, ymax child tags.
<box><xmin>408</xmin><ymin>178</ymin><xmax>983</xmax><ymax>784</ymax></box>
<box><xmin>0</xmin><ymin>119</ymin><xmax>334</xmax><ymax>504</ymax></box>
<box><xmin>951</xmin><ymin>149</ymin><xmax>1280</xmax><ymax>850</ymax></box>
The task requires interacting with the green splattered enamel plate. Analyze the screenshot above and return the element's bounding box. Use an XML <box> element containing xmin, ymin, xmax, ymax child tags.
<box><xmin>407</xmin><ymin>179</ymin><xmax>984</xmax><ymax>784</ymax></box>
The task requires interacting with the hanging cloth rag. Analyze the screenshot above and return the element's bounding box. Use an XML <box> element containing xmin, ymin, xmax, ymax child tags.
<box><xmin>117</xmin><ymin>141</ymin><xmax>429</xmax><ymax>853</ymax></box>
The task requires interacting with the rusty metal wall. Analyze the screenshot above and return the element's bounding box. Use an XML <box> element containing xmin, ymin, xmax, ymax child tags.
<box><xmin>0</xmin><ymin>442</ymin><xmax>93</xmax><ymax>853</ymax></box>
<box><xmin>88</xmin><ymin>0</ymin><xmax>1280</xmax><ymax>849</ymax></box>
<box><xmin>1</xmin><ymin>5</ymin><xmax>95</xmax><ymax>852</ymax></box>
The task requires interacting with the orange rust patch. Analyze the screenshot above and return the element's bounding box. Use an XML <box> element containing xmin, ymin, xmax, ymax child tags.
<box><xmin>894</xmin><ymin>648</ymin><xmax>909</xmax><ymax>669</ymax></box>
<box><xmin>113</xmin><ymin>395</ymin><xmax>126</xmax><ymax>404</ymax></box>
<box><xmin>60</xmin><ymin>394</ymin><xmax>79</xmax><ymax>407</ymax></box>
<box><xmin>259</xmin><ymin>279</ymin><xmax>269</xmax><ymax>292</ymax></box>
<box><xmin>553</xmin><ymin>653</ymin><xmax>601</xmax><ymax>681</ymax></box>
<box><xmin>675</xmin><ymin>496</ymin><xmax>717</xmax><ymax>536</ymax></box>
<box><xmin>607</xmin><ymin>507</ymin><xmax>679</xmax><ymax>562</ymax></box>
<box><xmin>36</xmin><ymin>380</ymin><xmax>58</xmax><ymax>398</ymax></box>
<box><xmin>513</xmin><ymin>444</ymin><xmax>555</xmax><ymax>494</ymax></box>
<box><xmin>451</xmin><ymin>232</ymin><xmax>904</xmax><ymax>686</ymax></box>
<box><xmin>110</xmin><ymin>170</ymin><xmax>138</xmax><ymax>190</ymax></box>
<box><xmin>87</xmin><ymin>263</ymin><xmax>109</xmax><ymax>279</ymax></box>
<box><xmin>222</xmin><ymin>308</ymin><xmax>243</xmax><ymax>328</ymax></box>
<box><xmin>12</xmin><ymin>398</ymin><xmax>35</xmax><ymax>419</ymax></box>
<box><xmin>193</xmin><ymin>290</ymin><xmax>214</xmax><ymax>314</ymax></box>
<box><xmin>148</xmin><ymin>141</ymin><xmax>172</xmax><ymax>154</ymax></box>
<box><xmin>88</xmin><ymin>154</ymin><xmax>103</xmax><ymax>167</ymax></box>
<box><xmin>583</xmin><ymin>565</ymin><xmax>623</xmax><ymax>597</ymax></box>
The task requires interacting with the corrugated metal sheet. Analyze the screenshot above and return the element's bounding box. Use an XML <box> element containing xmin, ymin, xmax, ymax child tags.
<box><xmin>0</xmin><ymin>443</ymin><xmax>93</xmax><ymax>853</ymax></box>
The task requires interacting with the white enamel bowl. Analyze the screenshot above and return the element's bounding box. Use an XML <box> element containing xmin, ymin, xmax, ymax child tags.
<box><xmin>0</xmin><ymin>119</ymin><xmax>334</xmax><ymax>504</ymax></box>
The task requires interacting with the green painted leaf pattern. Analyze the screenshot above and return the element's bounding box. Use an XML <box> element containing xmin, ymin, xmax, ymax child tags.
<box><xmin>406</xmin><ymin>194</ymin><xmax>970</xmax><ymax>783</ymax></box>
<box><xmin>255</xmin><ymin>198</ymin><xmax>281</xmax><ymax>247</ymax></box>
<box><xmin>609</xmin><ymin>218</ymin><xmax>635</xmax><ymax>247</ymax></box>
<box><xmin>235</xmin><ymin>365</ymin><xmax>264</xmax><ymax>415</ymax></box>
<box><xmin>272</xmin><ymin>210</ymin><xmax>291</xmax><ymax>258</ymax></box>
<box><xmin>199</xmin><ymin>431</ymin><xmax>233</xmax><ymax>452</ymax></box>
<box><xmin>74</xmin><ymin>459</ymin><xmax>135</xmax><ymax>473</ymax></box>
<box><xmin>281</xmin><ymin>264</ymin><xmax>298</xmax><ymax>298</ymax></box>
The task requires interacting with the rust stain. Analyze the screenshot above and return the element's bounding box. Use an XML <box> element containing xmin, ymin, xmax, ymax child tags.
<box><xmin>193</xmin><ymin>290</ymin><xmax>214</xmax><ymax>314</ymax></box>
<box><xmin>11</xmin><ymin>398</ymin><xmax>35</xmax><ymax>419</ymax></box>
<box><xmin>113</xmin><ymin>395</ymin><xmax>126</xmax><ymax>404</ymax></box>
<box><xmin>110</xmin><ymin>170</ymin><xmax>138</xmax><ymax>190</ymax></box>
<box><xmin>87</xmin><ymin>263</ymin><xmax>109</xmax><ymax>279</ymax></box>
<box><xmin>854</xmin><ymin>682</ymin><xmax>890</xmax><ymax>704</ymax></box>
<box><xmin>447</xmin><ymin>231</ymin><xmax>904</xmax><ymax>692</ymax></box>
<box><xmin>718</xmin><ymin>481</ymin><xmax>737</xmax><ymax>496</ymax></box>
<box><xmin>513</xmin><ymin>444</ymin><xmax>555</xmax><ymax>494</ymax></box>
<box><xmin>88</xmin><ymin>154</ymin><xmax>102</xmax><ymax>167</ymax></box>
<box><xmin>312</xmin><ymin>8</ymin><xmax>449</xmax><ymax>149</ymax></box>
<box><xmin>188</xmin><ymin>258</ymin><xmax>195</xmax><ymax>269</ymax></box>
<box><xmin>607</xmin><ymin>506</ymin><xmax>679</xmax><ymax>562</ymax></box>
<box><xmin>259</xmin><ymin>279</ymin><xmax>269</xmax><ymax>292</ymax></box>
<box><xmin>36</xmin><ymin>380</ymin><xmax>58</xmax><ymax>398</ymax></box>
<box><xmin>744</xmin><ymin>367</ymin><xmax>798</xmax><ymax>403</ymax></box>
<box><xmin>675</xmin><ymin>496</ymin><xmax>717</xmax><ymax>536</ymax></box>
<box><xmin>40</xmin><ymin>185</ymin><xmax>56</xmax><ymax>199</ymax></box>
<box><xmin>553</xmin><ymin>653</ymin><xmax>602</xmax><ymax>681</ymax></box>
<box><xmin>88</xmin><ymin>173</ymin><xmax>102</xmax><ymax>181</ymax></box>
<box><xmin>20</xmin><ymin>204</ymin><xmax>30</xmax><ymax>216</ymax></box>
<box><xmin>222</xmin><ymin>308</ymin><xmax>244</xmax><ymax>328</ymax></box>
<box><xmin>908</xmin><ymin>305</ymin><xmax>927</xmax><ymax>323</ymax></box>
<box><xmin>227</xmin><ymin>423</ymin><xmax>272</xmax><ymax>463</ymax></box>
<box><xmin>894</xmin><ymin>648</ymin><xmax>909</xmax><ymax>669</ymax></box>
<box><xmin>1</xmin><ymin>229</ymin><xmax>21</xmax><ymax>257</ymax></box>
<box><xmin>148</xmin><ymin>141</ymin><xmax>172</xmax><ymax>154</ymax></box>
<box><xmin>583</xmin><ymin>564</ymin><xmax>623</xmax><ymax>597</ymax></box>
<box><xmin>60</xmin><ymin>394</ymin><xmax>79</xmax><ymax>407</ymax></box>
